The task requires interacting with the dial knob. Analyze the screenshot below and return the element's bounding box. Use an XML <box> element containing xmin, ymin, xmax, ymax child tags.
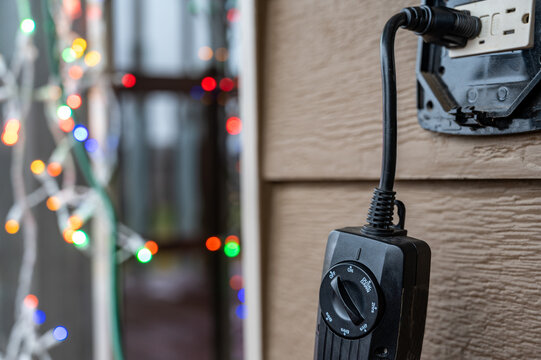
<box><xmin>319</xmin><ymin>262</ymin><xmax>382</xmax><ymax>339</ymax></box>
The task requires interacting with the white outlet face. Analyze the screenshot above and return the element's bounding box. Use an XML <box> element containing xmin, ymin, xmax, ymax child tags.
<box><xmin>449</xmin><ymin>0</ymin><xmax>535</xmax><ymax>58</ymax></box>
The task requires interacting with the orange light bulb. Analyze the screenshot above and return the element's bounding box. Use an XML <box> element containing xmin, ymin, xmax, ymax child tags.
<box><xmin>68</xmin><ymin>215</ymin><xmax>83</xmax><ymax>230</ymax></box>
<box><xmin>225</xmin><ymin>235</ymin><xmax>240</xmax><ymax>244</ymax></box>
<box><xmin>63</xmin><ymin>228</ymin><xmax>74</xmax><ymax>243</ymax></box>
<box><xmin>59</xmin><ymin>118</ymin><xmax>75</xmax><ymax>133</ymax></box>
<box><xmin>2</xmin><ymin>132</ymin><xmax>18</xmax><ymax>146</ymax></box>
<box><xmin>30</xmin><ymin>160</ymin><xmax>45</xmax><ymax>175</ymax></box>
<box><xmin>47</xmin><ymin>162</ymin><xmax>62</xmax><ymax>177</ymax></box>
<box><xmin>23</xmin><ymin>294</ymin><xmax>38</xmax><ymax>309</ymax></box>
<box><xmin>145</xmin><ymin>240</ymin><xmax>159</xmax><ymax>255</ymax></box>
<box><xmin>5</xmin><ymin>219</ymin><xmax>20</xmax><ymax>234</ymax></box>
<box><xmin>66</xmin><ymin>94</ymin><xmax>82</xmax><ymax>109</ymax></box>
<box><xmin>206</xmin><ymin>236</ymin><xmax>221</xmax><ymax>251</ymax></box>
<box><xmin>84</xmin><ymin>51</ymin><xmax>101</xmax><ymax>67</ymax></box>
<box><xmin>46</xmin><ymin>196</ymin><xmax>61</xmax><ymax>211</ymax></box>
<box><xmin>68</xmin><ymin>66</ymin><xmax>84</xmax><ymax>80</ymax></box>
<box><xmin>198</xmin><ymin>46</ymin><xmax>213</xmax><ymax>61</ymax></box>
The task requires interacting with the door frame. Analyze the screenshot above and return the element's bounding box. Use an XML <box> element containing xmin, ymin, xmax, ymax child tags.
<box><xmin>240</xmin><ymin>0</ymin><xmax>263</xmax><ymax>359</ymax></box>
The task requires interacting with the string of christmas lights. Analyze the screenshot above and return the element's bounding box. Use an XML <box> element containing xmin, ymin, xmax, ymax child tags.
<box><xmin>195</xmin><ymin>0</ymin><xmax>245</xmax><ymax>325</ymax></box>
<box><xmin>0</xmin><ymin>1</ymin><xmax>158</xmax><ymax>358</ymax></box>
<box><xmin>1</xmin><ymin>0</ymin><xmax>245</xmax><ymax>357</ymax></box>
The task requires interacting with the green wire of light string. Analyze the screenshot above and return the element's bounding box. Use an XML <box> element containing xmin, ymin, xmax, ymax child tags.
<box><xmin>71</xmin><ymin>136</ymin><xmax>125</xmax><ymax>360</ymax></box>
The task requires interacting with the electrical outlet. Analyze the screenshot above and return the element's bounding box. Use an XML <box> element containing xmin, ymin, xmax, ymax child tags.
<box><xmin>449</xmin><ymin>0</ymin><xmax>535</xmax><ymax>58</ymax></box>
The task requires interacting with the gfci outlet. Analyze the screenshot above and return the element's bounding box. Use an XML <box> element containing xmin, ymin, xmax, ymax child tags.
<box><xmin>449</xmin><ymin>0</ymin><xmax>535</xmax><ymax>58</ymax></box>
<box><xmin>417</xmin><ymin>0</ymin><xmax>541</xmax><ymax>135</ymax></box>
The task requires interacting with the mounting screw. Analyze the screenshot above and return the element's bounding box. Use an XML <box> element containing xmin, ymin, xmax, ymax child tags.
<box><xmin>497</xmin><ymin>86</ymin><xmax>508</xmax><ymax>101</ymax></box>
<box><xmin>467</xmin><ymin>88</ymin><xmax>478</xmax><ymax>103</ymax></box>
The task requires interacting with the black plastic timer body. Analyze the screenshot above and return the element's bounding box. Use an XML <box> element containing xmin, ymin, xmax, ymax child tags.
<box><xmin>314</xmin><ymin>228</ymin><xmax>430</xmax><ymax>360</ymax></box>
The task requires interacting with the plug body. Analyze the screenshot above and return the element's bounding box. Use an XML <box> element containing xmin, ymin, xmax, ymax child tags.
<box><xmin>402</xmin><ymin>5</ymin><xmax>481</xmax><ymax>47</ymax></box>
<box><xmin>314</xmin><ymin>228</ymin><xmax>430</xmax><ymax>360</ymax></box>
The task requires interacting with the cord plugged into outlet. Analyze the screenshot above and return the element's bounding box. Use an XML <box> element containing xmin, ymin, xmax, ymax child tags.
<box><xmin>449</xmin><ymin>0</ymin><xmax>535</xmax><ymax>58</ymax></box>
<box><xmin>362</xmin><ymin>5</ymin><xmax>481</xmax><ymax>235</ymax></box>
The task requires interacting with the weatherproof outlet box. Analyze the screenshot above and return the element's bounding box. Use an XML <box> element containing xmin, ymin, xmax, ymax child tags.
<box><xmin>417</xmin><ymin>0</ymin><xmax>541</xmax><ymax>135</ymax></box>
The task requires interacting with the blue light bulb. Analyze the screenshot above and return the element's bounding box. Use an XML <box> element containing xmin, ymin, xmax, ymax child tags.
<box><xmin>237</xmin><ymin>288</ymin><xmax>245</xmax><ymax>303</ymax></box>
<box><xmin>33</xmin><ymin>309</ymin><xmax>46</xmax><ymax>325</ymax></box>
<box><xmin>84</xmin><ymin>138</ymin><xmax>98</xmax><ymax>152</ymax></box>
<box><xmin>73</xmin><ymin>125</ymin><xmax>89</xmax><ymax>142</ymax></box>
<box><xmin>52</xmin><ymin>326</ymin><xmax>68</xmax><ymax>341</ymax></box>
<box><xmin>235</xmin><ymin>304</ymin><xmax>246</xmax><ymax>319</ymax></box>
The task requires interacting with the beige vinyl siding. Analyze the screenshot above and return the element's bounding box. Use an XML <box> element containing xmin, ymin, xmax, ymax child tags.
<box><xmin>259</xmin><ymin>0</ymin><xmax>541</xmax><ymax>359</ymax></box>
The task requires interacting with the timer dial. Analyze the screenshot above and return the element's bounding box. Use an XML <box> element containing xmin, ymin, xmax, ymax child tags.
<box><xmin>319</xmin><ymin>262</ymin><xmax>382</xmax><ymax>339</ymax></box>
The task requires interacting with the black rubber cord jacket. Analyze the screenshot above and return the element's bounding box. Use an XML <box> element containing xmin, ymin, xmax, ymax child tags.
<box><xmin>365</xmin><ymin>7</ymin><xmax>480</xmax><ymax>235</ymax></box>
<box><xmin>379</xmin><ymin>12</ymin><xmax>407</xmax><ymax>192</ymax></box>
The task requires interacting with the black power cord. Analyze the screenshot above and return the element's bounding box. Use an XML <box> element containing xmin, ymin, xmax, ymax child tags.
<box><xmin>362</xmin><ymin>6</ymin><xmax>481</xmax><ymax>236</ymax></box>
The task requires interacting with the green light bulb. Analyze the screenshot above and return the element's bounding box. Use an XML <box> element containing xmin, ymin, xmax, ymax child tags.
<box><xmin>136</xmin><ymin>248</ymin><xmax>152</xmax><ymax>263</ymax></box>
<box><xmin>57</xmin><ymin>105</ymin><xmax>72</xmax><ymax>120</ymax></box>
<box><xmin>20</xmin><ymin>19</ymin><xmax>35</xmax><ymax>34</ymax></box>
<box><xmin>62</xmin><ymin>48</ymin><xmax>76</xmax><ymax>63</ymax></box>
<box><xmin>224</xmin><ymin>242</ymin><xmax>240</xmax><ymax>258</ymax></box>
<box><xmin>72</xmin><ymin>230</ymin><xmax>88</xmax><ymax>248</ymax></box>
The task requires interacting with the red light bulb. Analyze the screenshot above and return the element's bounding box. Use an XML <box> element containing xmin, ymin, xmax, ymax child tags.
<box><xmin>122</xmin><ymin>73</ymin><xmax>136</xmax><ymax>88</ymax></box>
<box><xmin>226</xmin><ymin>116</ymin><xmax>242</xmax><ymax>135</ymax></box>
<box><xmin>201</xmin><ymin>77</ymin><xmax>217</xmax><ymax>91</ymax></box>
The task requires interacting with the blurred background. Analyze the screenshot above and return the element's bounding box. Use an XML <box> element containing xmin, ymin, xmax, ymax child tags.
<box><xmin>0</xmin><ymin>0</ymin><xmax>244</xmax><ymax>359</ymax></box>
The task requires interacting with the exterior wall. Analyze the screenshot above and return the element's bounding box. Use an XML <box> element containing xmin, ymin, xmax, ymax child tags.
<box><xmin>260</xmin><ymin>0</ymin><xmax>541</xmax><ymax>359</ymax></box>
